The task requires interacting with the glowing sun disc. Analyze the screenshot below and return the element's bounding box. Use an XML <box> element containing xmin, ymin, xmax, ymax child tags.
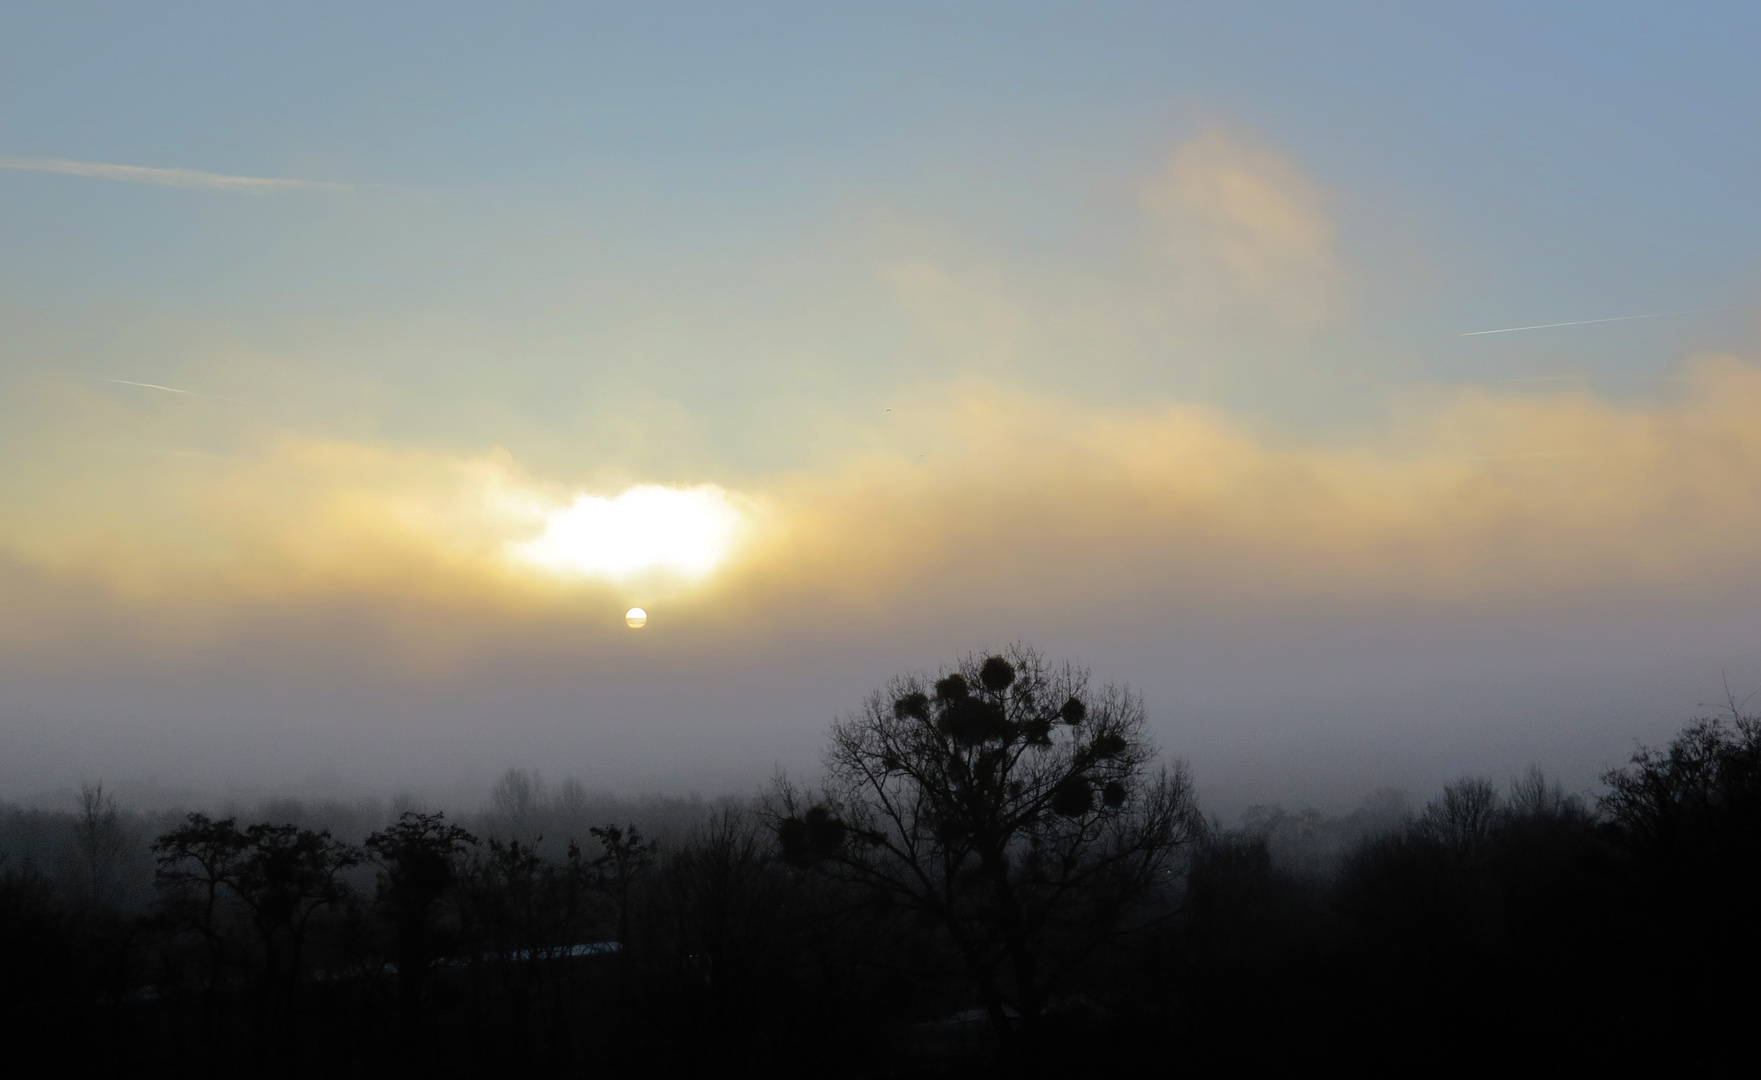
<box><xmin>625</xmin><ymin>607</ymin><xmax>648</xmax><ymax>629</ymax></box>
<box><xmin>513</xmin><ymin>484</ymin><xmax>740</xmax><ymax>581</ymax></box>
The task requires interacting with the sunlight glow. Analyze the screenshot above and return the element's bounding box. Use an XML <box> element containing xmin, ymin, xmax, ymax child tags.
<box><xmin>512</xmin><ymin>485</ymin><xmax>741</xmax><ymax>581</ymax></box>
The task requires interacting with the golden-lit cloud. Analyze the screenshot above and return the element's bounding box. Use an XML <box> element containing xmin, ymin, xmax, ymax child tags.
<box><xmin>8</xmin><ymin>354</ymin><xmax>1761</xmax><ymax>670</ymax></box>
<box><xmin>1142</xmin><ymin>127</ymin><xmax>1345</xmax><ymax>325</ymax></box>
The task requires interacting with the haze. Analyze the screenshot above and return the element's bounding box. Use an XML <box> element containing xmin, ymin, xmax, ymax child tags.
<box><xmin>5</xmin><ymin>2</ymin><xmax>1761</xmax><ymax>815</ymax></box>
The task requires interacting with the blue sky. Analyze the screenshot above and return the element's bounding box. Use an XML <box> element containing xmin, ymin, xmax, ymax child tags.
<box><xmin>7</xmin><ymin>3</ymin><xmax>1757</xmax><ymax>409</ymax></box>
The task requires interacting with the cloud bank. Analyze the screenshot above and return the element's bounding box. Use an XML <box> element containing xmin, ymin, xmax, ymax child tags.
<box><xmin>7</xmin><ymin>353</ymin><xmax>1761</xmax><ymax>673</ymax></box>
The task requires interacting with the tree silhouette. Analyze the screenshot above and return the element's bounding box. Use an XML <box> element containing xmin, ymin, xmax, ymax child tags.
<box><xmin>772</xmin><ymin>645</ymin><xmax>1201</xmax><ymax>1048</ymax></box>
<box><xmin>640</xmin><ymin>810</ymin><xmax>800</xmax><ymax>1069</ymax></box>
<box><xmin>231</xmin><ymin>822</ymin><xmax>358</xmax><ymax>1062</ymax></box>
<box><xmin>154</xmin><ymin>813</ymin><xmax>357</xmax><ymax>1068</ymax></box>
<box><xmin>489</xmin><ymin>768</ymin><xmax>544</xmax><ymax>843</ymax></box>
<box><xmin>1414</xmin><ymin>776</ymin><xmax>1500</xmax><ymax>852</ymax></box>
<box><xmin>0</xmin><ymin>860</ymin><xmax>84</xmax><ymax>1054</ymax></box>
<box><xmin>458</xmin><ymin>835</ymin><xmax>599</xmax><ymax>1064</ymax></box>
<box><xmin>154</xmin><ymin>813</ymin><xmax>249</xmax><ymax>1052</ymax></box>
<box><xmin>74</xmin><ymin>782</ymin><xmax>125</xmax><ymax>910</ymax></box>
<box><xmin>1600</xmin><ymin>708</ymin><xmax>1761</xmax><ymax>1069</ymax></box>
<box><xmin>589</xmin><ymin>823</ymin><xmax>657</xmax><ymax>949</ymax></box>
<box><xmin>1601</xmin><ymin>710</ymin><xmax>1761</xmax><ymax>866</ymax></box>
<box><xmin>364</xmin><ymin>811</ymin><xmax>477</xmax><ymax>1051</ymax></box>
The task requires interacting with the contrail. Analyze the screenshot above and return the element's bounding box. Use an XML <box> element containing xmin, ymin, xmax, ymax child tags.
<box><xmin>105</xmin><ymin>378</ymin><xmax>198</xmax><ymax>395</ymax></box>
<box><xmin>0</xmin><ymin>155</ymin><xmax>347</xmax><ymax>192</ymax></box>
<box><xmin>102</xmin><ymin>378</ymin><xmax>251</xmax><ymax>405</ymax></box>
<box><xmin>1460</xmin><ymin>311</ymin><xmax>1694</xmax><ymax>337</ymax></box>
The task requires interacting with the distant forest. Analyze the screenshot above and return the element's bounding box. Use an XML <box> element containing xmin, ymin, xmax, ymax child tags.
<box><xmin>3</xmin><ymin>646</ymin><xmax>1757</xmax><ymax>1076</ymax></box>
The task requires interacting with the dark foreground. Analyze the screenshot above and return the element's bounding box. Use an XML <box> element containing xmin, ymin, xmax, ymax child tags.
<box><xmin>4</xmin><ymin>665</ymin><xmax>1758</xmax><ymax>1076</ymax></box>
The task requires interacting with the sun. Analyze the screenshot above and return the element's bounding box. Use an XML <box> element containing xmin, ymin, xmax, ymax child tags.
<box><xmin>625</xmin><ymin>607</ymin><xmax>648</xmax><ymax>629</ymax></box>
<box><xmin>511</xmin><ymin>484</ymin><xmax>741</xmax><ymax>581</ymax></box>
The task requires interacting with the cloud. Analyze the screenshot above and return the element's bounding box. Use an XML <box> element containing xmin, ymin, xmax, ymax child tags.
<box><xmin>9</xmin><ymin>354</ymin><xmax>1761</xmax><ymax>671</ymax></box>
<box><xmin>738</xmin><ymin>356</ymin><xmax>1761</xmax><ymax>625</ymax></box>
<box><xmin>1142</xmin><ymin>128</ymin><xmax>1345</xmax><ymax>325</ymax></box>
<box><xmin>0</xmin><ymin>155</ymin><xmax>348</xmax><ymax>192</ymax></box>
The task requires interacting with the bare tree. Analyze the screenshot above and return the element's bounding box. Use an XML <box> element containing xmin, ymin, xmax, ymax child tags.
<box><xmin>771</xmin><ymin>645</ymin><xmax>1201</xmax><ymax>1046</ymax></box>
<box><xmin>231</xmin><ymin>823</ymin><xmax>359</xmax><ymax>1044</ymax></box>
<box><xmin>154</xmin><ymin>813</ymin><xmax>247</xmax><ymax>1049</ymax></box>
<box><xmin>589</xmin><ymin>823</ymin><xmax>657</xmax><ymax>948</ymax></box>
<box><xmin>458</xmin><ymin>834</ymin><xmax>600</xmax><ymax>1059</ymax></box>
<box><xmin>154</xmin><ymin>814</ymin><xmax>357</xmax><ymax>1065</ymax></box>
<box><xmin>1506</xmin><ymin>766</ymin><xmax>1585</xmax><ymax>821</ymax></box>
<box><xmin>73</xmin><ymin>782</ymin><xmax>124</xmax><ymax>909</ymax></box>
<box><xmin>639</xmin><ymin>810</ymin><xmax>798</xmax><ymax>1066</ymax></box>
<box><xmin>490</xmin><ymin>768</ymin><xmax>544</xmax><ymax>843</ymax></box>
<box><xmin>1601</xmin><ymin>711</ymin><xmax>1761</xmax><ymax>851</ymax></box>
<box><xmin>1599</xmin><ymin>708</ymin><xmax>1761</xmax><ymax>1068</ymax></box>
<box><xmin>365</xmin><ymin>811</ymin><xmax>478</xmax><ymax>1048</ymax></box>
<box><xmin>1416</xmin><ymin>777</ymin><xmax>1500</xmax><ymax>852</ymax></box>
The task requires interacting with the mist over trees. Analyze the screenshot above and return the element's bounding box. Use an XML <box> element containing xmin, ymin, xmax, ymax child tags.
<box><xmin>2</xmin><ymin>647</ymin><xmax>1757</xmax><ymax>1075</ymax></box>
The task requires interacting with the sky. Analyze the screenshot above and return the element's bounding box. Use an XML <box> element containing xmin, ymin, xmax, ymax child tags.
<box><xmin>5</xmin><ymin>2</ymin><xmax>1761</xmax><ymax>813</ymax></box>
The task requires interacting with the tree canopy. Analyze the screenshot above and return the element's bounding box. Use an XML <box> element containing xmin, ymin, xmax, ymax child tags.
<box><xmin>772</xmin><ymin>645</ymin><xmax>1201</xmax><ymax>1041</ymax></box>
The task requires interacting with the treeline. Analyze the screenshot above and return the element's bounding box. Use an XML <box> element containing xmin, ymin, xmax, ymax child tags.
<box><xmin>2</xmin><ymin>648</ymin><xmax>1758</xmax><ymax>1076</ymax></box>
